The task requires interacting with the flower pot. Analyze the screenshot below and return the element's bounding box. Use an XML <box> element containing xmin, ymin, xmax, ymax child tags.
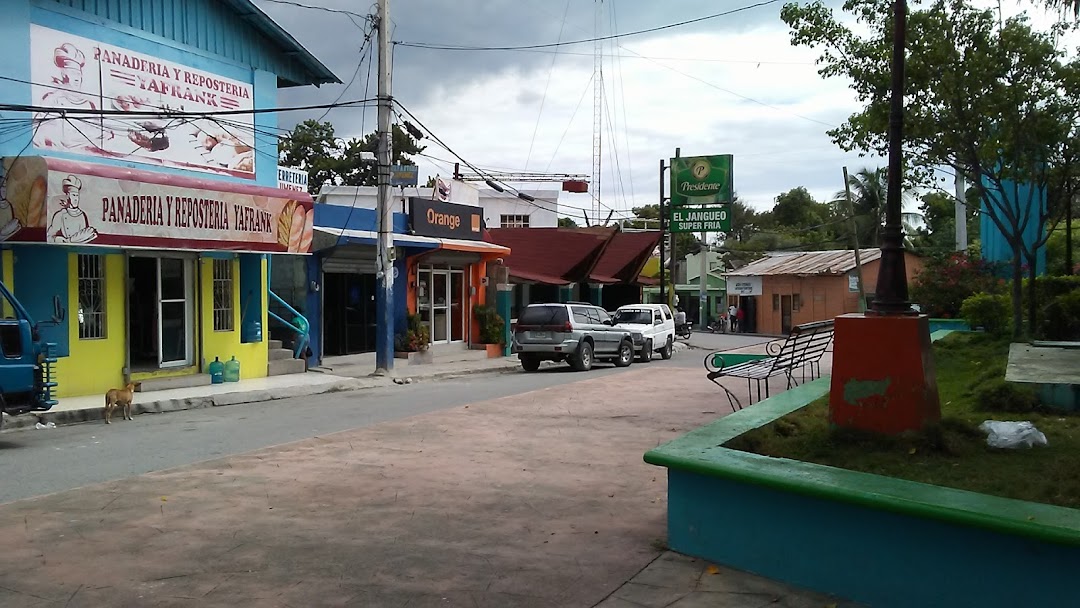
<box><xmin>485</xmin><ymin>343</ymin><xmax>504</xmax><ymax>358</ymax></box>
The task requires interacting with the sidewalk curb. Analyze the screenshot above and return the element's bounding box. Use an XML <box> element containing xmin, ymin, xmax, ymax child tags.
<box><xmin>0</xmin><ymin>360</ymin><xmax>530</xmax><ymax>433</ymax></box>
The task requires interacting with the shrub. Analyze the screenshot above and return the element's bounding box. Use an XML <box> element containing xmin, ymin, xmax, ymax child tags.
<box><xmin>394</xmin><ymin>313</ymin><xmax>430</xmax><ymax>352</ymax></box>
<box><xmin>971</xmin><ymin>378</ymin><xmax>1041</xmax><ymax>413</ymax></box>
<box><xmin>910</xmin><ymin>252</ymin><xmax>1004</xmax><ymax>318</ymax></box>
<box><xmin>1041</xmin><ymin>290</ymin><xmax>1080</xmax><ymax>341</ymax></box>
<box><xmin>960</xmin><ymin>293</ymin><xmax>1012</xmax><ymax>336</ymax></box>
<box><xmin>474</xmin><ymin>305</ymin><xmax>505</xmax><ymax>345</ymax></box>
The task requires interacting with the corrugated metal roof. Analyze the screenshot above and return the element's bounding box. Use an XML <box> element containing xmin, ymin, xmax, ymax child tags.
<box><xmin>725</xmin><ymin>249</ymin><xmax>883</xmax><ymax>277</ymax></box>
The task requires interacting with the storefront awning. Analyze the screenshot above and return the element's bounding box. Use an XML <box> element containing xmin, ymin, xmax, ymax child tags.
<box><xmin>314</xmin><ymin>227</ymin><xmax>509</xmax><ymax>256</ymax></box>
<box><xmin>1</xmin><ymin>156</ymin><xmax>314</xmax><ymax>253</ymax></box>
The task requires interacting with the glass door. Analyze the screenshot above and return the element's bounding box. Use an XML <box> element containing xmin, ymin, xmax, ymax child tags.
<box><xmin>431</xmin><ymin>271</ymin><xmax>449</xmax><ymax>343</ymax></box>
<box><xmin>158</xmin><ymin>258</ymin><xmax>193</xmax><ymax>367</ymax></box>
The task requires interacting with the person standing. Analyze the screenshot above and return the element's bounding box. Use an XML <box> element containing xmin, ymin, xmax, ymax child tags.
<box><xmin>728</xmin><ymin>304</ymin><xmax>738</xmax><ymax>333</ymax></box>
<box><xmin>736</xmin><ymin>306</ymin><xmax>745</xmax><ymax>334</ymax></box>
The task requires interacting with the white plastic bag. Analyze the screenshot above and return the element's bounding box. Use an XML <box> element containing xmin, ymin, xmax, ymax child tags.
<box><xmin>978</xmin><ymin>421</ymin><xmax>1048</xmax><ymax>449</ymax></box>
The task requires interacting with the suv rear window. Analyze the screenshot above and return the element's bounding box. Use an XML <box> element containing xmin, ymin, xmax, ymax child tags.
<box><xmin>519</xmin><ymin>305</ymin><xmax>569</xmax><ymax>325</ymax></box>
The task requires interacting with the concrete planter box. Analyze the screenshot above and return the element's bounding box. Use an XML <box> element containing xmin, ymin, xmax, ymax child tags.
<box><xmin>645</xmin><ymin>378</ymin><xmax>1080</xmax><ymax>608</ymax></box>
<box><xmin>928</xmin><ymin>318</ymin><xmax>971</xmax><ymax>333</ymax></box>
<box><xmin>394</xmin><ymin>350</ymin><xmax>433</xmax><ymax>365</ymax></box>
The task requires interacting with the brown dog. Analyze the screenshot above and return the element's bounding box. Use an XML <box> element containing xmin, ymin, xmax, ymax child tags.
<box><xmin>104</xmin><ymin>383</ymin><xmax>137</xmax><ymax>424</ymax></box>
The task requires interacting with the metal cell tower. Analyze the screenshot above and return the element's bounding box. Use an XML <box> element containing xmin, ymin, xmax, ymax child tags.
<box><xmin>592</xmin><ymin>0</ymin><xmax>604</xmax><ymax>221</ymax></box>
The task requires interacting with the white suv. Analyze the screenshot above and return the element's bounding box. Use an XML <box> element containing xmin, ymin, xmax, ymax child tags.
<box><xmin>611</xmin><ymin>304</ymin><xmax>676</xmax><ymax>362</ymax></box>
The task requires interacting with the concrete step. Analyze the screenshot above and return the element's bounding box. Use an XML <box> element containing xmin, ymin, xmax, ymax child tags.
<box><xmin>268</xmin><ymin>339</ymin><xmax>284</xmax><ymax>350</ymax></box>
<box><xmin>268</xmin><ymin>348</ymin><xmax>293</xmax><ymax>361</ymax></box>
<box><xmin>136</xmin><ymin>373</ymin><xmax>211</xmax><ymax>392</ymax></box>
<box><xmin>268</xmin><ymin>358</ymin><xmax>306</xmax><ymax>376</ymax></box>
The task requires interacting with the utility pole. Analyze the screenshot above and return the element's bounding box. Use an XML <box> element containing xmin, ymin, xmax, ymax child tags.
<box><xmin>954</xmin><ymin>170</ymin><xmax>967</xmax><ymax>251</ymax></box>
<box><xmin>374</xmin><ymin>0</ymin><xmax>395</xmax><ymax>374</ymax></box>
<box><xmin>698</xmin><ymin>232</ymin><xmax>708</xmax><ymax>330</ymax></box>
<box><xmin>843</xmin><ymin>167</ymin><xmax>867</xmax><ymax>312</ymax></box>
<box><xmin>659</xmin><ymin>159</ymin><xmax>666</xmax><ymax>304</ymax></box>
<box><xmin>669</xmin><ymin>148</ymin><xmax>680</xmax><ymax>312</ymax></box>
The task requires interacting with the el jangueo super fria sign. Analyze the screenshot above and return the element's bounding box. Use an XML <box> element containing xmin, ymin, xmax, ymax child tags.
<box><xmin>0</xmin><ymin>157</ymin><xmax>313</xmax><ymax>253</ymax></box>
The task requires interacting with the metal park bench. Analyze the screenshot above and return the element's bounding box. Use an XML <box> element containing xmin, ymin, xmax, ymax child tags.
<box><xmin>703</xmin><ymin>320</ymin><xmax>835</xmax><ymax>412</ymax></box>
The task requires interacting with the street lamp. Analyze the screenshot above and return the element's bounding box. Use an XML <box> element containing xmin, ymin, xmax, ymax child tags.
<box><xmin>871</xmin><ymin>0</ymin><xmax>914</xmax><ymax>316</ymax></box>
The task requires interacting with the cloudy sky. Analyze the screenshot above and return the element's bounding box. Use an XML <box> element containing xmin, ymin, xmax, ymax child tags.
<box><xmin>254</xmin><ymin>0</ymin><xmax>1065</xmax><ymax>225</ymax></box>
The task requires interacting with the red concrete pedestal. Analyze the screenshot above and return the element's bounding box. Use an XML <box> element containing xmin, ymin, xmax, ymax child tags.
<box><xmin>829</xmin><ymin>313</ymin><xmax>941</xmax><ymax>434</ymax></box>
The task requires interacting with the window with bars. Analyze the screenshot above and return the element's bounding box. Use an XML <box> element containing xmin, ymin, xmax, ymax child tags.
<box><xmin>212</xmin><ymin>259</ymin><xmax>234</xmax><ymax>332</ymax></box>
<box><xmin>77</xmin><ymin>254</ymin><xmax>106</xmax><ymax>340</ymax></box>
<box><xmin>500</xmin><ymin>214</ymin><xmax>530</xmax><ymax>228</ymax></box>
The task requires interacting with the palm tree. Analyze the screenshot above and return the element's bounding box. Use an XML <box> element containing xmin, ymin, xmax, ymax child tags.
<box><xmin>833</xmin><ymin>167</ymin><xmax>923</xmax><ymax>248</ymax></box>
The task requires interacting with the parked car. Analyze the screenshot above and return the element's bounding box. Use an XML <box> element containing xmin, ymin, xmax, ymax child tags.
<box><xmin>513</xmin><ymin>303</ymin><xmax>637</xmax><ymax>372</ymax></box>
<box><xmin>611</xmin><ymin>303</ymin><xmax>676</xmax><ymax>362</ymax></box>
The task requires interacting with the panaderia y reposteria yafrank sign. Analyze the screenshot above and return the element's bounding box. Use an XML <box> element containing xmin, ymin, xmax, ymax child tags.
<box><xmin>29</xmin><ymin>25</ymin><xmax>256</xmax><ymax>178</ymax></box>
<box><xmin>0</xmin><ymin>157</ymin><xmax>313</xmax><ymax>253</ymax></box>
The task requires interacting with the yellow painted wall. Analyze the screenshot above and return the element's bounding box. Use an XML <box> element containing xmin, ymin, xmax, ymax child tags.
<box><xmin>199</xmin><ymin>257</ymin><xmax>268</xmax><ymax>380</ymax></box>
<box><xmin>53</xmin><ymin>253</ymin><xmax>126</xmax><ymax>398</ymax></box>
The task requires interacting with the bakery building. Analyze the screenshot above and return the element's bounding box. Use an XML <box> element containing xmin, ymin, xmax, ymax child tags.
<box><xmin>0</xmin><ymin>0</ymin><xmax>337</xmax><ymax>398</ymax></box>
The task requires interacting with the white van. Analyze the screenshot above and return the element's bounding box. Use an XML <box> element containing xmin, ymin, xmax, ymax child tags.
<box><xmin>610</xmin><ymin>303</ymin><xmax>676</xmax><ymax>362</ymax></box>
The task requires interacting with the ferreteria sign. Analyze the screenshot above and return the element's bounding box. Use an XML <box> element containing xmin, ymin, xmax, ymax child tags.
<box><xmin>669</xmin><ymin>155</ymin><xmax>733</xmax><ymax>206</ymax></box>
<box><xmin>670</xmin><ymin>206</ymin><xmax>731</xmax><ymax>233</ymax></box>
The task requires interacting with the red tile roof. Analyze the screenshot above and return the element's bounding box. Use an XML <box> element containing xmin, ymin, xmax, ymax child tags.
<box><xmin>487</xmin><ymin>228</ymin><xmax>614</xmax><ymax>285</ymax></box>
<box><xmin>589</xmin><ymin>231</ymin><xmax>662</xmax><ymax>284</ymax></box>
<box><xmin>486</xmin><ymin>227</ymin><xmax>660</xmax><ymax>286</ymax></box>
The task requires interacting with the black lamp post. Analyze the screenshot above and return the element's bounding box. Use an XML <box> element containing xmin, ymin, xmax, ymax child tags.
<box><xmin>871</xmin><ymin>0</ymin><xmax>916</xmax><ymax>316</ymax></box>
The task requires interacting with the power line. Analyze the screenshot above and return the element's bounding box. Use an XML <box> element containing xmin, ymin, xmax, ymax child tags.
<box><xmin>0</xmin><ymin>97</ymin><xmax>378</xmax><ymax>119</ymax></box>
<box><xmin>317</xmin><ymin>16</ymin><xmax>376</xmax><ymax>122</ymax></box>
<box><xmin>525</xmin><ymin>0</ymin><xmax>571</xmax><ymax>172</ymax></box>
<box><xmin>259</xmin><ymin>0</ymin><xmax>372</xmax><ymax>20</ymax></box>
<box><xmin>394</xmin><ymin>0</ymin><xmax>781</xmax><ymax>51</ymax></box>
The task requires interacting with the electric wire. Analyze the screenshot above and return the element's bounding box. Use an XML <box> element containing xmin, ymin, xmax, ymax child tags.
<box><xmin>393</xmin><ymin>0</ymin><xmax>781</xmax><ymax>51</ymax></box>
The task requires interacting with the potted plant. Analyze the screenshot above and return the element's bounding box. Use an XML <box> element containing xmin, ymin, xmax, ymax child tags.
<box><xmin>474</xmin><ymin>305</ymin><xmax>506</xmax><ymax>358</ymax></box>
<box><xmin>394</xmin><ymin>314</ymin><xmax>432</xmax><ymax>364</ymax></box>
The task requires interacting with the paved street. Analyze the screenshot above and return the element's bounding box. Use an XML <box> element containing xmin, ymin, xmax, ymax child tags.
<box><xmin>0</xmin><ymin>349</ymin><xmax>844</xmax><ymax>608</ymax></box>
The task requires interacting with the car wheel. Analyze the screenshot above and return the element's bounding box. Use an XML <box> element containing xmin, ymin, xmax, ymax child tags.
<box><xmin>614</xmin><ymin>340</ymin><xmax>634</xmax><ymax>368</ymax></box>
<box><xmin>570</xmin><ymin>341</ymin><xmax>594</xmax><ymax>372</ymax></box>
<box><xmin>660</xmin><ymin>337</ymin><xmax>673</xmax><ymax>360</ymax></box>
<box><xmin>520</xmin><ymin>355</ymin><xmax>541</xmax><ymax>372</ymax></box>
<box><xmin>638</xmin><ymin>340</ymin><xmax>653</xmax><ymax>362</ymax></box>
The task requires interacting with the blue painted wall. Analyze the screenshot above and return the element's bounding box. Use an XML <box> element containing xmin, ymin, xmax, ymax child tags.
<box><xmin>980</xmin><ymin>177</ymin><xmax>1048</xmax><ymax>276</ymax></box>
<box><xmin>12</xmin><ymin>245</ymin><xmax>70</xmax><ymax>356</ymax></box>
<box><xmin>0</xmin><ymin>1</ymin><xmax>281</xmax><ymax>188</ymax></box>
<box><xmin>44</xmin><ymin>0</ymin><xmax>320</xmax><ymax>86</ymax></box>
<box><xmin>666</xmin><ymin>469</ymin><xmax>1080</xmax><ymax>608</ymax></box>
<box><xmin>314</xmin><ymin>205</ymin><xmax>410</xmax><ymax>234</ymax></box>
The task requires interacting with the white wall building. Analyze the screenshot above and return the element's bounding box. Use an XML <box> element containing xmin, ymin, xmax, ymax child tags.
<box><xmin>316</xmin><ymin>183</ymin><xmax>559</xmax><ymax>228</ymax></box>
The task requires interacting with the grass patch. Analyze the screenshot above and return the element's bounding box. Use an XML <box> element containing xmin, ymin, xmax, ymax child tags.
<box><xmin>724</xmin><ymin>332</ymin><xmax>1080</xmax><ymax>509</ymax></box>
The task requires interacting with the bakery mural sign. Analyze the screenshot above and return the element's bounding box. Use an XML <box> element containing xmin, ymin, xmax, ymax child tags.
<box><xmin>0</xmin><ymin>157</ymin><xmax>313</xmax><ymax>253</ymax></box>
<box><xmin>29</xmin><ymin>25</ymin><xmax>256</xmax><ymax>178</ymax></box>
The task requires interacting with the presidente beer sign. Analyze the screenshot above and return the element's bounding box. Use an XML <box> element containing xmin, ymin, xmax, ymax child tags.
<box><xmin>0</xmin><ymin>157</ymin><xmax>313</xmax><ymax>253</ymax></box>
<box><xmin>669</xmin><ymin>155</ymin><xmax>733</xmax><ymax>206</ymax></box>
<box><xmin>30</xmin><ymin>25</ymin><xmax>257</xmax><ymax>178</ymax></box>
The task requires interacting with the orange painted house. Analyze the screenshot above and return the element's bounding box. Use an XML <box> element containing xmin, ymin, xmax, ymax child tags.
<box><xmin>724</xmin><ymin>249</ymin><xmax>924</xmax><ymax>335</ymax></box>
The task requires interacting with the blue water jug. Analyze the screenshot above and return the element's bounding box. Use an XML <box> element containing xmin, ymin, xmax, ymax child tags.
<box><xmin>208</xmin><ymin>357</ymin><xmax>225</xmax><ymax>384</ymax></box>
<box><xmin>223</xmin><ymin>356</ymin><xmax>241</xmax><ymax>383</ymax></box>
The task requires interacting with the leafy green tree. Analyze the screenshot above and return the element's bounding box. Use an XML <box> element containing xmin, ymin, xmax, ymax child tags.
<box><xmin>833</xmin><ymin>167</ymin><xmax>923</xmax><ymax>247</ymax></box>
<box><xmin>558</xmin><ymin>217</ymin><xmax>578</xmax><ymax>228</ymax></box>
<box><xmin>782</xmin><ymin>0</ymin><xmax>1080</xmax><ymax>336</ymax></box>
<box><xmin>630</xmin><ymin>204</ymin><xmax>701</xmax><ymax>255</ymax></box>
<box><xmin>279</xmin><ymin>120</ymin><xmax>425</xmax><ymax>194</ymax></box>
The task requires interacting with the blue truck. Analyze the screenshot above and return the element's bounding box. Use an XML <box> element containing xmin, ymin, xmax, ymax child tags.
<box><xmin>0</xmin><ymin>281</ymin><xmax>58</xmax><ymax>429</ymax></box>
